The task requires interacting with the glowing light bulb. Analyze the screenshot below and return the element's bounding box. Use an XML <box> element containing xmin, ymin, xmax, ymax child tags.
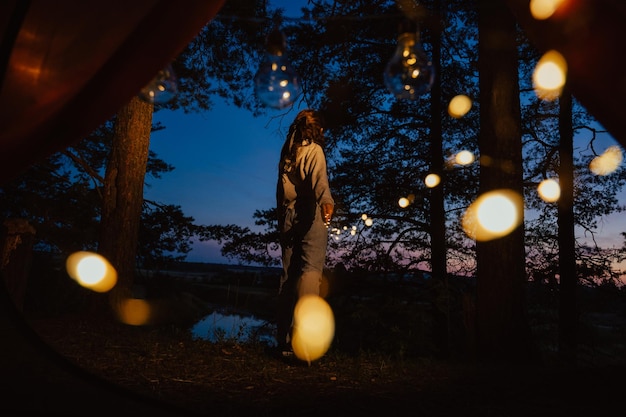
<box><xmin>448</xmin><ymin>94</ymin><xmax>473</xmax><ymax>118</ymax></box>
<box><xmin>66</xmin><ymin>251</ymin><xmax>117</xmax><ymax>293</ymax></box>
<box><xmin>530</xmin><ymin>0</ymin><xmax>565</xmax><ymax>20</ymax></box>
<box><xmin>461</xmin><ymin>189</ymin><xmax>523</xmax><ymax>241</ymax></box>
<box><xmin>254</xmin><ymin>29</ymin><xmax>301</xmax><ymax>109</ymax></box>
<box><xmin>455</xmin><ymin>150</ymin><xmax>475</xmax><ymax>165</ymax></box>
<box><xmin>424</xmin><ymin>173</ymin><xmax>440</xmax><ymax>188</ymax></box>
<box><xmin>384</xmin><ymin>20</ymin><xmax>435</xmax><ymax>100</ymax></box>
<box><xmin>533</xmin><ymin>50</ymin><xmax>567</xmax><ymax>101</ymax></box>
<box><xmin>537</xmin><ymin>178</ymin><xmax>560</xmax><ymax>202</ymax></box>
<box><xmin>291</xmin><ymin>295</ymin><xmax>335</xmax><ymax>363</ymax></box>
<box><xmin>138</xmin><ymin>64</ymin><xmax>178</xmax><ymax>104</ymax></box>
<box><xmin>589</xmin><ymin>146</ymin><xmax>623</xmax><ymax>176</ymax></box>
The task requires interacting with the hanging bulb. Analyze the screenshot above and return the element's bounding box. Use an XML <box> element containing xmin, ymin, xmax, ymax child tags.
<box><xmin>384</xmin><ymin>19</ymin><xmax>435</xmax><ymax>100</ymax></box>
<box><xmin>138</xmin><ymin>63</ymin><xmax>178</xmax><ymax>104</ymax></box>
<box><xmin>254</xmin><ymin>28</ymin><xmax>301</xmax><ymax>109</ymax></box>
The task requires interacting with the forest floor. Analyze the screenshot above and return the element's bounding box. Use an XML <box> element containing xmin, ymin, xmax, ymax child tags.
<box><xmin>14</xmin><ymin>312</ymin><xmax>626</xmax><ymax>417</ymax></box>
<box><xmin>4</xmin><ymin>273</ymin><xmax>626</xmax><ymax>417</ymax></box>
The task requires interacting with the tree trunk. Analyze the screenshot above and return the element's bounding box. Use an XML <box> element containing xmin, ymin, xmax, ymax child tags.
<box><xmin>429</xmin><ymin>0</ymin><xmax>449</xmax><ymax>358</ymax></box>
<box><xmin>557</xmin><ymin>84</ymin><xmax>578</xmax><ymax>364</ymax></box>
<box><xmin>99</xmin><ymin>96</ymin><xmax>153</xmax><ymax>315</ymax></box>
<box><xmin>475</xmin><ymin>0</ymin><xmax>533</xmax><ymax>362</ymax></box>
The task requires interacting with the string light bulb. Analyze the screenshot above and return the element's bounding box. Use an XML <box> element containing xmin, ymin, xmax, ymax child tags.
<box><xmin>254</xmin><ymin>28</ymin><xmax>302</xmax><ymax>109</ymax></box>
<box><xmin>384</xmin><ymin>19</ymin><xmax>434</xmax><ymax>100</ymax></box>
<box><xmin>138</xmin><ymin>63</ymin><xmax>178</xmax><ymax>104</ymax></box>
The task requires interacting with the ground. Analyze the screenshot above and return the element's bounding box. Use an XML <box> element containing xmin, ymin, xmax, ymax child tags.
<box><xmin>3</xmin><ymin>310</ymin><xmax>625</xmax><ymax>417</ymax></box>
<box><xmin>3</xmin><ymin>272</ymin><xmax>626</xmax><ymax>416</ymax></box>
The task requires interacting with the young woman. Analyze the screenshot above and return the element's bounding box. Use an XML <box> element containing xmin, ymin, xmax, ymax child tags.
<box><xmin>275</xmin><ymin>109</ymin><xmax>334</xmax><ymax>355</ymax></box>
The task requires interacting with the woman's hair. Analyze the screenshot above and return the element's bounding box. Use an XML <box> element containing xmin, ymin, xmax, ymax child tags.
<box><xmin>280</xmin><ymin>109</ymin><xmax>326</xmax><ymax>173</ymax></box>
<box><xmin>288</xmin><ymin>109</ymin><xmax>325</xmax><ymax>147</ymax></box>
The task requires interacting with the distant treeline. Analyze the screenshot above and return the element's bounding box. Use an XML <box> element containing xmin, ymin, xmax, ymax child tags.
<box><xmin>163</xmin><ymin>261</ymin><xmax>282</xmax><ymax>276</ymax></box>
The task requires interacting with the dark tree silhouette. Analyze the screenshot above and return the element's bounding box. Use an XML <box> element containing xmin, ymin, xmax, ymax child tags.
<box><xmin>557</xmin><ymin>84</ymin><xmax>577</xmax><ymax>363</ymax></box>
<box><xmin>429</xmin><ymin>0</ymin><xmax>449</xmax><ymax>358</ymax></box>
<box><xmin>475</xmin><ymin>0</ymin><xmax>534</xmax><ymax>362</ymax></box>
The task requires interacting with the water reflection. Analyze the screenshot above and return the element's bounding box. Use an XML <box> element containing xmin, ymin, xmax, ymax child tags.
<box><xmin>191</xmin><ymin>306</ymin><xmax>276</xmax><ymax>346</ymax></box>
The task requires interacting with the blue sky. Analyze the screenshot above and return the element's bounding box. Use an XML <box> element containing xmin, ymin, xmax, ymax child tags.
<box><xmin>146</xmin><ymin>104</ymin><xmax>297</xmax><ymax>263</ymax></box>
<box><xmin>143</xmin><ymin>1</ymin><xmax>317</xmax><ymax>264</ymax></box>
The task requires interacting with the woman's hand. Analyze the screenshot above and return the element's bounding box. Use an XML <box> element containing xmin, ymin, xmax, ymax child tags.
<box><xmin>322</xmin><ymin>203</ymin><xmax>334</xmax><ymax>226</ymax></box>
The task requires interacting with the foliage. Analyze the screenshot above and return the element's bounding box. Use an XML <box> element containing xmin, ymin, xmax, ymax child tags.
<box><xmin>198</xmin><ymin>208</ymin><xmax>281</xmax><ymax>266</ymax></box>
<box><xmin>199</xmin><ymin>0</ymin><xmax>626</xmax><ymax>288</ymax></box>
<box><xmin>0</xmin><ymin>149</ymin><xmax>102</xmax><ymax>255</ymax></box>
<box><xmin>138</xmin><ymin>202</ymin><xmax>202</xmax><ymax>270</ymax></box>
<box><xmin>0</xmin><ymin>120</ymin><xmax>195</xmax><ymax>268</ymax></box>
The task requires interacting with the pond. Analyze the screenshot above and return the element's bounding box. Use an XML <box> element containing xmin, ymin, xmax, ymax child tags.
<box><xmin>190</xmin><ymin>306</ymin><xmax>277</xmax><ymax>346</ymax></box>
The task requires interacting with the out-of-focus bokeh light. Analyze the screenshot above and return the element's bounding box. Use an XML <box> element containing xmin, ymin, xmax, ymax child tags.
<box><xmin>589</xmin><ymin>146</ymin><xmax>623</xmax><ymax>176</ymax></box>
<box><xmin>448</xmin><ymin>94</ymin><xmax>473</xmax><ymax>118</ymax></box>
<box><xmin>455</xmin><ymin>150</ymin><xmax>475</xmax><ymax>165</ymax></box>
<box><xmin>530</xmin><ymin>0</ymin><xmax>565</xmax><ymax>20</ymax></box>
<box><xmin>364</xmin><ymin>217</ymin><xmax>373</xmax><ymax>227</ymax></box>
<box><xmin>116</xmin><ymin>298</ymin><xmax>152</xmax><ymax>326</ymax></box>
<box><xmin>361</xmin><ymin>213</ymin><xmax>368</xmax><ymax>221</ymax></box>
<box><xmin>533</xmin><ymin>50</ymin><xmax>567</xmax><ymax>101</ymax></box>
<box><xmin>398</xmin><ymin>197</ymin><xmax>410</xmax><ymax>208</ymax></box>
<box><xmin>537</xmin><ymin>178</ymin><xmax>561</xmax><ymax>202</ymax></box>
<box><xmin>66</xmin><ymin>251</ymin><xmax>117</xmax><ymax>292</ymax></box>
<box><xmin>462</xmin><ymin>189</ymin><xmax>523</xmax><ymax>241</ymax></box>
<box><xmin>424</xmin><ymin>173</ymin><xmax>441</xmax><ymax>188</ymax></box>
<box><xmin>291</xmin><ymin>295</ymin><xmax>335</xmax><ymax>363</ymax></box>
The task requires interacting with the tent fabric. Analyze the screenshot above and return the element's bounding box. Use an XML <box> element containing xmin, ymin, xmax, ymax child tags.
<box><xmin>0</xmin><ymin>0</ymin><xmax>225</xmax><ymax>182</ymax></box>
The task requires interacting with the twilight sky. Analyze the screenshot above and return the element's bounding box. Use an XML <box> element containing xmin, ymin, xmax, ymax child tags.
<box><xmin>144</xmin><ymin>1</ymin><xmax>311</xmax><ymax>264</ymax></box>
<box><xmin>146</xmin><ymin>104</ymin><xmax>626</xmax><ymax>266</ymax></box>
<box><xmin>146</xmin><ymin>104</ymin><xmax>296</xmax><ymax>263</ymax></box>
